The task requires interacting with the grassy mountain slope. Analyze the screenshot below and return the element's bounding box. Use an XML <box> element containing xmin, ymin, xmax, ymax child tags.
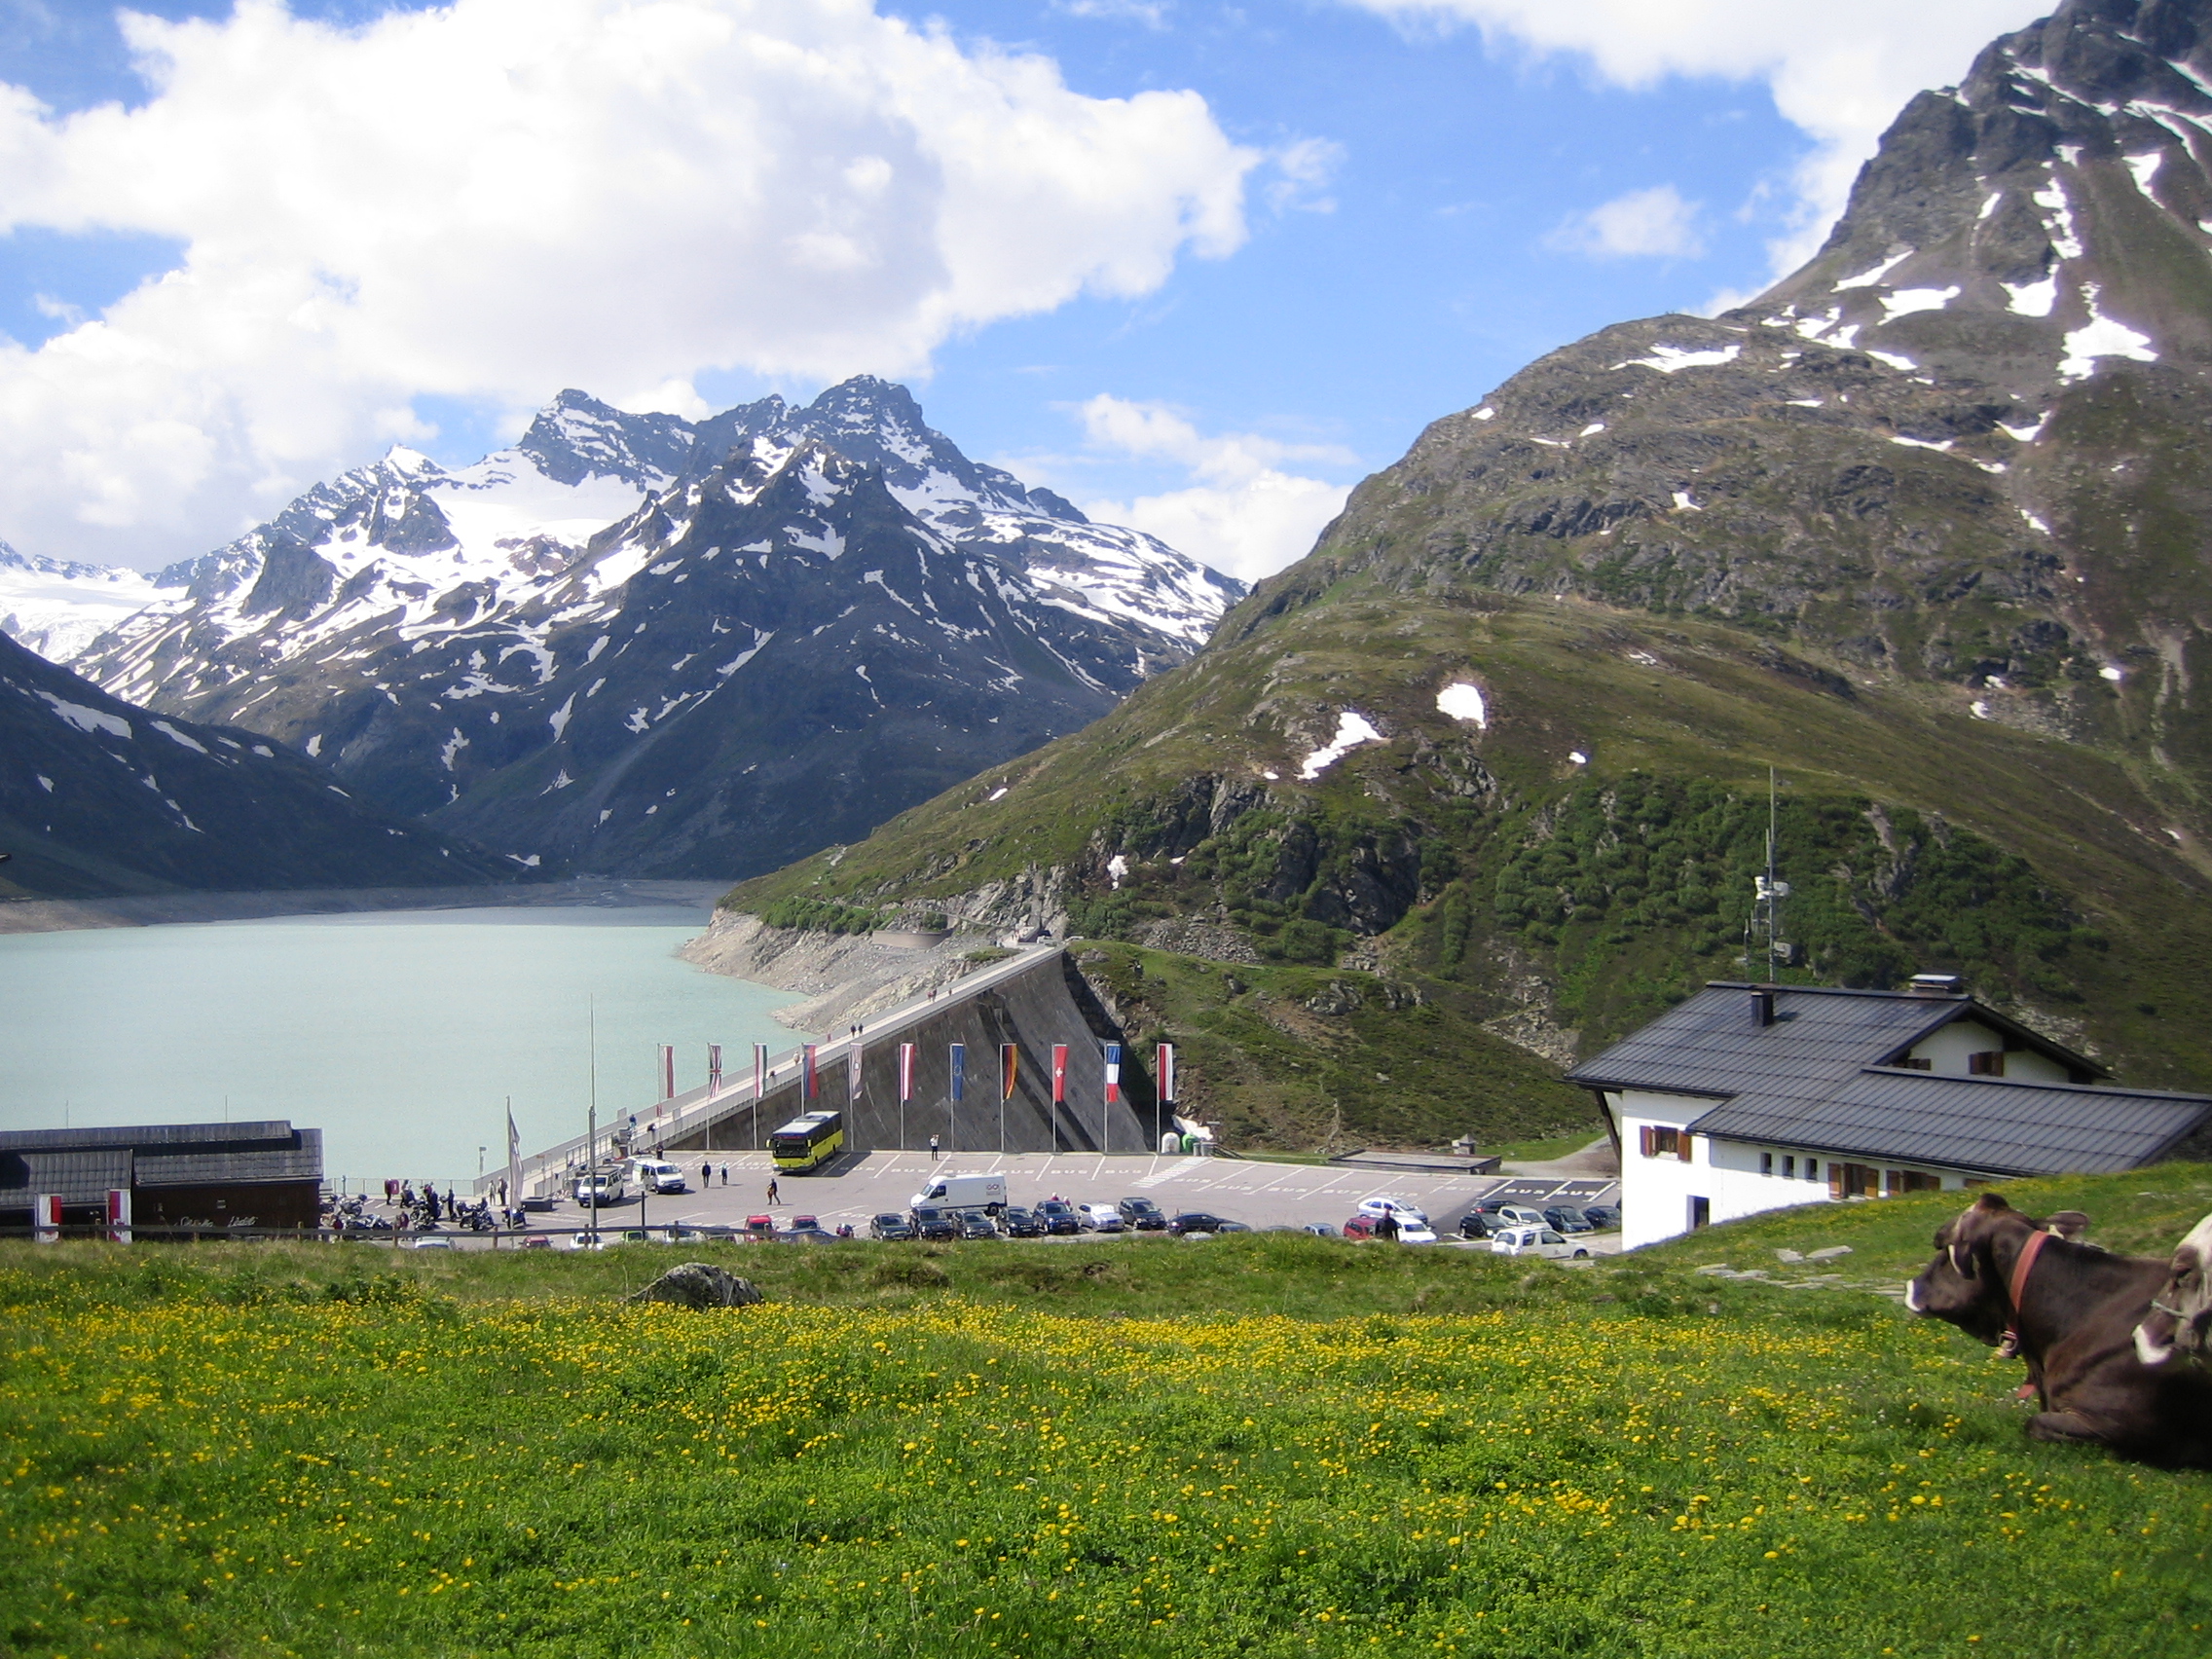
<box><xmin>731</xmin><ymin>584</ymin><xmax>2212</xmax><ymax>1090</ymax></box>
<box><xmin>716</xmin><ymin>0</ymin><xmax>2212</xmax><ymax>1132</ymax></box>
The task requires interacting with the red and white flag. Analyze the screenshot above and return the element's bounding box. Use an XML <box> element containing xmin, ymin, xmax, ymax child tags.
<box><xmin>803</xmin><ymin>1044</ymin><xmax>818</xmax><ymax>1100</ymax></box>
<box><xmin>1000</xmin><ymin>1044</ymin><xmax>1018</xmax><ymax>1102</ymax></box>
<box><xmin>1103</xmin><ymin>1043</ymin><xmax>1122</xmax><ymax>1105</ymax></box>
<box><xmin>1051</xmin><ymin>1044</ymin><xmax>1068</xmax><ymax>1104</ymax></box>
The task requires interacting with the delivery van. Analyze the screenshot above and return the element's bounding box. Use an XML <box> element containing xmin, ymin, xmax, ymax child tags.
<box><xmin>626</xmin><ymin>1158</ymin><xmax>688</xmax><ymax>1195</ymax></box>
<box><xmin>908</xmin><ymin>1172</ymin><xmax>1009</xmax><ymax>1213</ymax></box>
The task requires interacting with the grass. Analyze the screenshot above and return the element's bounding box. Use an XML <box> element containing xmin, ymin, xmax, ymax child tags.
<box><xmin>1066</xmin><ymin>942</ymin><xmax>1599</xmax><ymax>1154</ymax></box>
<box><xmin>724</xmin><ymin>586</ymin><xmax>2212</xmax><ymax>1100</ymax></box>
<box><xmin>5</xmin><ymin>1168</ymin><xmax>2210</xmax><ymax>1658</ymax></box>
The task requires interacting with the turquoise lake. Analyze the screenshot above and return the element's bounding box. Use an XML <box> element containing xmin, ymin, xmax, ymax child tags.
<box><xmin>0</xmin><ymin>905</ymin><xmax>799</xmax><ymax>1187</ymax></box>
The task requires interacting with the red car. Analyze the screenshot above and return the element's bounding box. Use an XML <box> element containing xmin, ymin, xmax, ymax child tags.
<box><xmin>743</xmin><ymin>1214</ymin><xmax>776</xmax><ymax>1238</ymax></box>
<box><xmin>1344</xmin><ymin>1215</ymin><xmax>1403</xmax><ymax>1239</ymax></box>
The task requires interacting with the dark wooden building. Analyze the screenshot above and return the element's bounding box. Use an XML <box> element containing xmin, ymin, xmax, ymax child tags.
<box><xmin>0</xmin><ymin>1120</ymin><xmax>323</xmax><ymax>1235</ymax></box>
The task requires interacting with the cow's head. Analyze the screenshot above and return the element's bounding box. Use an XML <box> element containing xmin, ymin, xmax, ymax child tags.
<box><xmin>2134</xmin><ymin>1214</ymin><xmax>2212</xmax><ymax>1368</ymax></box>
<box><xmin>1905</xmin><ymin>1194</ymin><xmax>2020</xmax><ymax>1339</ymax></box>
<box><xmin>1905</xmin><ymin>1195</ymin><xmax>2085</xmax><ymax>1342</ymax></box>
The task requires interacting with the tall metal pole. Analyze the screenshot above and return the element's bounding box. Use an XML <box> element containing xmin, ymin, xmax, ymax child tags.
<box><xmin>586</xmin><ymin>995</ymin><xmax>599</xmax><ymax>1244</ymax></box>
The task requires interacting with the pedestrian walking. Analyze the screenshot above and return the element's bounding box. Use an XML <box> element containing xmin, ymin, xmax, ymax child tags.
<box><xmin>719</xmin><ymin>1164</ymin><xmax>729</xmax><ymax>1186</ymax></box>
<box><xmin>767</xmin><ymin>1177</ymin><xmax>781</xmax><ymax>1205</ymax></box>
<box><xmin>700</xmin><ymin>1160</ymin><xmax>712</xmax><ymax>1190</ymax></box>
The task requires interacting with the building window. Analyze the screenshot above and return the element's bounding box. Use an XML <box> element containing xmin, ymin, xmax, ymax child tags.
<box><xmin>1782</xmin><ymin>1155</ymin><xmax>1795</xmax><ymax>1178</ymax></box>
<box><xmin>1895</xmin><ymin>1170</ymin><xmax>1941</xmax><ymax>1194</ymax></box>
<box><xmin>1689</xmin><ymin>1196</ymin><xmax>1711</xmax><ymax>1230</ymax></box>
<box><xmin>1895</xmin><ymin>1055</ymin><xmax>1933</xmax><ymax>1071</ymax></box>
<box><xmin>1803</xmin><ymin>1158</ymin><xmax>1820</xmax><ymax>1181</ymax></box>
<box><xmin>1969</xmin><ymin>1051</ymin><xmax>2007</xmax><ymax>1077</ymax></box>
<box><xmin>1639</xmin><ymin>1125</ymin><xmax>1691</xmax><ymax>1160</ymax></box>
<box><xmin>1760</xmin><ymin>1152</ymin><xmax>1774</xmax><ymax>1176</ymax></box>
<box><xmin>1829</xmin><ymin>1161</ymin><xmax>1880</xmax><ymax>1199</ymax></box>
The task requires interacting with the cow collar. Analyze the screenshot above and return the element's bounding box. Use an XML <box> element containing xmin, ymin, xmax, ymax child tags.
<box><xmin>1997</xmin><ymin>1226</ymin><xmax>2054</xmax><ymax>1357</ymax></box>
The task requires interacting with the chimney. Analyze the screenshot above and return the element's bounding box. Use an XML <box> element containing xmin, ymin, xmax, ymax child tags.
<box><xmin>1907</xmin><ymin>973</ymin><xmax>1965</xmax><ymax>998</ymax></box>
<box><xmin>1750</xmin><ymin>987</ymin><xmax>1776</xmax><ymax>1028</ymax></box>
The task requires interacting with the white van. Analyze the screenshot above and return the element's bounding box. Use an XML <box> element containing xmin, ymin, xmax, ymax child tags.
<box><xmin>573</xmin><ymin>1168</ymin><xmax>629</xmax><ymax>1207</ymax></box>
<box><xmin>627</xmin><ymin>1158</ymin><xmax>688</xmax><ymax>1195</ymax></box>
<box><xmin>908</xmin><ymin>1172</ymin><xmax>1009</xmax><ymax>1212</ymax></box>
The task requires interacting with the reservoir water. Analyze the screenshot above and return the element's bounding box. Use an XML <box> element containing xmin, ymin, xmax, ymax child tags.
<box><xmin>0</xmin><ymin>903</ymin><xmax>799</xmax><ymax>1187</ymax></box>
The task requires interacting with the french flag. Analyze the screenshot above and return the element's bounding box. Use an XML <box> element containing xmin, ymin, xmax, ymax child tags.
<box><xmin>1103</xmin><ymin>1043</ymin><xmax>1122</xmax><ymax>1105</ymax></box>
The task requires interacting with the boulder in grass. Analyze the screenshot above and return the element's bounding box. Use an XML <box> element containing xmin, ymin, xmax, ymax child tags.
<box><xmin>628</xmin><ymin>1262</ymin><xmax>763</xmax><ymax>1309</ymax></box>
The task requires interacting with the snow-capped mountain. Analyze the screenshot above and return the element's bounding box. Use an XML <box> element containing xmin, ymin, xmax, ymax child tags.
<box><xmin>0</xmin><ymin>543</ymin><xmax>171</xmax><ymax>665</ymax></box>
<box><xmin>1745</xmin><ymin>0</ymin><xmax>2212</xmax><ymax>393</ymax></box>
<box><xmin>0</xmin><ymin>628</ymin><xmax>506</xmax><ymax>899</ymax></box>
<box><xmin>74</xmin><ymin>379</ymin><xmax>1243</xmax><ymax>879</ymax></box>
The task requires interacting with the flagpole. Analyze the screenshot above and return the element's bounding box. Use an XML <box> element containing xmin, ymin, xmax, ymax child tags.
<box><xmin>586</xmin><ymin>996</ymin><xmax>599</xmax><ymax>1245</ymax></box>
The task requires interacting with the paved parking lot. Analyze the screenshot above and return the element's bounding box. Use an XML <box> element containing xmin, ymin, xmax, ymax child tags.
<box><xmin>537</xmin><ymin>1149</ymin><xmax>1621</xmax><ymax>1246</ymax></box>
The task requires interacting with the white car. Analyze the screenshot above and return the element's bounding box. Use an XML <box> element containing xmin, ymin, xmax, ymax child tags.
<box><xmin>1393</xmin><ymin>1217</ymin><xmax>1441</xmax><ymax>1245</ymax></box>
<box><xmin>1355</xmin><ymin>1196</ymin><xmax>1430</xmax><ymax>1225</ymax></box>
<box><xmin>408</xmin><ymin>1235</ymin><xmax>456</xmax><ymax>1251</ymax></box>
<box><xmin>1076</xmin><ymin>1202</ymin><xmax>1125</xmax><ymax>1233</ymax></box>
<box><xmin>1490</xmin><ymin>1225</ymin><xmax>1589</xmax><ymax>1260</ymax></box>
<box><xmin>1493</xmin><ymin>1204</ymin><xmax>1549</xmax><ymax>1229</ymax></box>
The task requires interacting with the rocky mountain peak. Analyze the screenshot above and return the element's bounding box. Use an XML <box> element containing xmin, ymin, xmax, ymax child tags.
<box><xmin>514</xmin><ymin>388</ymin><xmax>698</xmax><ymax>488</ymax></box>
<box><xmin>1749</xmin><ymin>0</ymin><xmax>2212</xmax><ymax>389</ymax></box>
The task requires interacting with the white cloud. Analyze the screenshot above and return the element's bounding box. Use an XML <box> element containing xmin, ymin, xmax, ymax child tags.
<box><xmin>1267</xmin><ymin>136</ymin><xmax>1346</xmax><ymax>214</ymax></box>
<box><xmin>1053</xmin><ymin>0</ymin><xmax>1172</xmax><ymax>23</ymax></box>
<box><xmin>1343</xmin><ymin>0</ymin><xmax>2044</xmax><ymax>276</ymax></box>
<box><xmin>0</xmin><ymin>0</ymin><xmax>1257</xmax><ymax>567</ymax></box>
<box><xmin>1070</xmin><ymin>395</ymin><xmax>1355</xmax><ymax>584</ymax></box>
<box><xmin>1546</xmin><ymin>183</ymin><xmax>1704</xmax><ymax>258</ymax></box>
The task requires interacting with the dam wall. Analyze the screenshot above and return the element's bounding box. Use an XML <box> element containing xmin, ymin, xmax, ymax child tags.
<box><xmin>660</xmin><ymin>948</ymin><xmax>1167</xmax><ymax>1157</ymax></box>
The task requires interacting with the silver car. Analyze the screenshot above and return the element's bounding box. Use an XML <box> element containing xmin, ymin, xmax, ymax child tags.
<box><xmin>1489</xmin><ymin>1225</ymin><xmax>1589</xmax><ymax>1260</ymax></box>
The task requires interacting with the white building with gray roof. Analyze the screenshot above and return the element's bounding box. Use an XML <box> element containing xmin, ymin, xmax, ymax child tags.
<box><xmin>1567</xmin><ymin>977</ymin><xmax>2212</xmax><ymax>1250</ymax></box>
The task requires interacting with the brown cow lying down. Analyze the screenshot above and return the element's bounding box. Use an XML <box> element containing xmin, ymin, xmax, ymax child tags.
<box><xmin>1906</xmin><ymin>1194</ymin><xmax>2212</xmax><ymax>1468</ymax></box>
<box><xmin>2133</xmin><ymin>1211</ymin><xmax>2212</xmax><ymax>1367</ymax></box>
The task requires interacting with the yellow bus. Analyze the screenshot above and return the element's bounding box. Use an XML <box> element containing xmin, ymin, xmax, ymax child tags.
<box><xmin>769</xmin><ymin>1110</ymin><xmax>844</xmax><ymax>1173</ymax></box>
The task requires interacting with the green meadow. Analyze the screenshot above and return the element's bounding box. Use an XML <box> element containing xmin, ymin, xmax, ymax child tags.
<box><xmin>3</xmin><ymin>1168</ymin><xmax>2209</xmax><ymax>1658</ymax></box>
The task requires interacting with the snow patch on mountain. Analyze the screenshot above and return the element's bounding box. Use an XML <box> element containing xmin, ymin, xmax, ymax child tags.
<box><xmin>0</xmin><ymin>544</ymin><xmax>169</xmax><ymax>664</ymax></box>
<box><xmin>1299</xmin><ymin>711</ymin><xmax>1383</xmax><ymax>779</ymax></box>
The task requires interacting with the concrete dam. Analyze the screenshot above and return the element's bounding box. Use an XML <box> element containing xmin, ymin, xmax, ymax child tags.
<box><xmin>510</xmin><ymin>945</ymin><xmax>1172</xmax><ymax>1190</ymax></box>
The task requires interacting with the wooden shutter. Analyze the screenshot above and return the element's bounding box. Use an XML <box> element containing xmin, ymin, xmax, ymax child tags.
<box><xmin>1678</xmin><ymin>1133</ymin><xmax>1694</xmax><ymax>1163</ymax></box>
<box><xmin>1827</xmin><ymin>1163</ymin><xmax>1844</xmax><ymax>1200</ymax></box>
<box><xmin>1639</xmin><ymin>1125</ymin><xmax>1655</xmax><ymax>1158</ymax></box>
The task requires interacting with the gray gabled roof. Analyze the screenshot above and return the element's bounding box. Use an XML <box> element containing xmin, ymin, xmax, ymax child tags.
<box><xmin>1692</xmin><ymin>1070</ymin><xmax>2211</xmax><ymax>1177</ymax></box>
<box><xmin>1568</xmin><ymin>980</ymin><xmax>2210</xmax><ymax>1176</ymax></box>
<box><xmin>1566</xmin><ymin>981</ymin><xmax>1982</xmax><ymax>1100</ymax></box>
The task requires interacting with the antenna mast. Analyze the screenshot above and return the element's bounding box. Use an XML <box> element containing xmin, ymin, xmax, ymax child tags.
<box><xmin>1749</xmin><ymin>766</ymin><xmax>1789</xmax><ymax>982</ymax></box>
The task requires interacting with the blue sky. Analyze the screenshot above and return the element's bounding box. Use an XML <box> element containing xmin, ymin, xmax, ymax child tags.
<box><xmin>0</xmin><ymin>0</ymin><xmax>2043</xmax><ymax>577</ymax></box>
